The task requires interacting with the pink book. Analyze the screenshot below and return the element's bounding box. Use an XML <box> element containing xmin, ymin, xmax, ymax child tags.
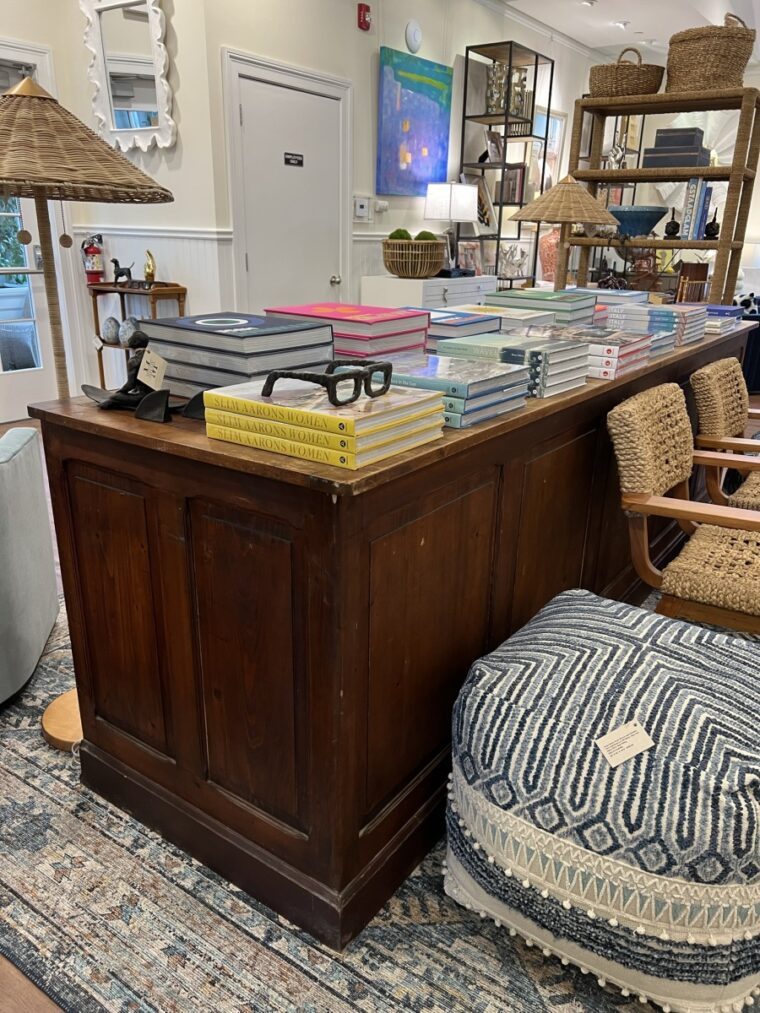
<box><xmin>266</xmin><ymin>302</ymin><xmax>429</xmax><ymax>337</ymax></box>
<box><xmin>334</xmin><ymin>335</ymin><xmax>426</xmax><ymax>358</ymax></box>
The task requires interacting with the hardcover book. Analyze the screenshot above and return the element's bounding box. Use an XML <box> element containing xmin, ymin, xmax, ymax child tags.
<box><xmin>403</xmin><ymin>307</ymin><xmax>501</xmax><ymax>337</ymax></box>
<box><xmin>265</xmin><ymin>302</ymin><xmax>429</xmax><ymax>337</ymax></box>
<box><xmin>443</xmin><ymin>397</ymin><xmax>526</xmax><ymax>428</ymax></box>
<box><xmin>447</xmin><ymin>304</ymin><xmax>556</xmax><ymax>328</ymax></box>
<box><xmin>140</xmin><ymin>313</ymin><xmax>334</xmax><ymax>355</ymax></box>
<box><xmin>146</xmin><ymin>337</ymin><xmax>333</xmax><ymax>375</ymax></box>
<box><xmin>385</xmin><ymin>351</ymin><xmax>529</xmax><ymax>397</ymax></box>
<box><xmin>333</xmin><ymin>330</ymin><xmax>427</xmax><ymax>356</ymax></box>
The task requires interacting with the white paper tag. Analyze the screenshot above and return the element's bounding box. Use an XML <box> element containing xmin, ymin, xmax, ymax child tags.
<box><xmin>596</xmin><ymin>720</ymin><xmax>654</xmax><ymax>769</ymax></box>
<box><xmin>137</xmin><ymin>348</ymin><xmax>167</xmax><ymax>391</ymax></box>
<box><xmin>92</xmin><ymin>337</ymin><xmax>103</xmax><ymax>352</ymax></box>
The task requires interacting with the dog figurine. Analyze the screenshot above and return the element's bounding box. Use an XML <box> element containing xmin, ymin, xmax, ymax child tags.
<box><xmin>111</xmin><ymin>258</ymin><xmax>134</xmax><ymax>285</ymax></box>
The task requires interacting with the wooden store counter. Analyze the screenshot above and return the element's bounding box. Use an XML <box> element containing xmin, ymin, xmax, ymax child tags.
<box><xmin>30</xmin><ymin>324</ymin><xmax>751</xmax><ymax>949</ymax></box>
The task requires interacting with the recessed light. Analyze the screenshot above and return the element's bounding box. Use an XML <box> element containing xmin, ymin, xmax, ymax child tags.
<box><xmin>613</xmin><ymin>20</ymin><xmax>630</xmax><ymax>29</ymax></box>
<box><xmin>581</xmin><ymin>1</ymin><xmax>596</xmax><ymax>6</ymax></box>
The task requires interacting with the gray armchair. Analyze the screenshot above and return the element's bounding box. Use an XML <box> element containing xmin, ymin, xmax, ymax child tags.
<box><xmin>0</xmin><ymin>428</ymin><xmax>58</xmax><ymax>703</ymax></box>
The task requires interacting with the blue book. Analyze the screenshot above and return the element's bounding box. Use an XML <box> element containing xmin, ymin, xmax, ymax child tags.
<box><xmin>703</xmin><ymin>304</ymin><xmax>743</xmax><ymax>317</ymax></box>
<box><xmin>444</xmin><ymin>381</ymin><xmax>528</xmax><ymax>413</ymax></box>
<box><xmin>387</xmin><ymin>351</ymin><xmax>529</xmax><ymax>397</ymax></box>
<box><xmin>681</xmin><ymin>177</ymin><xmax>699</xmax><ymax>240</ymax></box>
<box><xmin>403</xmin><ymin>306</ymin><xmax>501</xmax><ymax>337</ymax></box>
<box><xmin>695</xmin><ymin>185</ymin><xmax>712</xmax><ymax>241</ymax></box>
<box><xmin>443</xmin><ymin>392</ymin><xmax>527</xmax><ymax>428</ymax></box>
<box><xmin>140</xmin><ymin>312</ymin><xmax>334</xmax><ymax>355</ymax></box>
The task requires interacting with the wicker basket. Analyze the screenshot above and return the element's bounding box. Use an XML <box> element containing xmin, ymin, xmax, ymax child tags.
<box><xmin>589</xmin><ymin>48</ymin><xmax>664</xmax><ymax>98</ymax></box>
<box><xmin>666</xmin><ymin>14</ymin><xmax>755</xmax><ymax>92</ymax></box>
<box><xmin>382</xmin><ymin>239</ymin><xmax>446</xmax><ymax>279</ymax></box>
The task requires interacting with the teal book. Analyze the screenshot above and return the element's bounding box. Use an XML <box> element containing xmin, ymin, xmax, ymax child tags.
<box><xmin>387</xmin><ymin>351</ymin><xmax>529</xmax><ymax>397</ymax></box>
<box><xmin>444</xmin><ymin>385</ymin><xmax>528</xmax><ymax>414</ymax></box>
<box><xmin>443</xmin><ymin>396</ymin><xmax>526</xmax><ymax>428</ymax></box>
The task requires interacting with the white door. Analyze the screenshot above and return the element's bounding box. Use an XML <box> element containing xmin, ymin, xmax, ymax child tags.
<box><xmin>238</xmin><ymin>75</ymin><xmax>343</xmax><ymax>311</ymax></box>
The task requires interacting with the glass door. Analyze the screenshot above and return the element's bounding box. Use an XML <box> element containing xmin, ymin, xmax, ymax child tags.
<box><xmin>0</xmin><ymin>192</ymin><xmax>58</xmax><ymax>423</ymax></box>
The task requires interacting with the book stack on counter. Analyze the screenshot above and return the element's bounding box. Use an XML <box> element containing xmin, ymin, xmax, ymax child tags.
<box><xmin>446</xmin><ymin>304</ymin><xmax>556</xmax><ymax>329</ymax></box>
<box><xmin>649</xmin><ymin>330</ymin><xmax>677</xmax><ymax>358</ymax></box>
<box><xmin>202</xmin><ymin>377</ymin><xmax>444</xmax><ymax>471</ymax></box>
<box><xmin>486</xmin><ymin>288</ymin><xmax>597</xmax><ymax>326</ymax></box>
<box><xmin>140</xmin><ymin>313</ymin><xmax>334</xmax><ymax>399</ymax></box>
<box><xmin>437</xmin><ymin>331</ymin><xmax>589</xmax><ymax>398</ymax></box>
<box><xmin>701</xmin><ymin>304</ymin><xmax>744</xmax><ymax>336</ymax></box>
<box><xmin>265</xmin><ymin>302</ymin><xmax>428</xmax><ymax>358</ymax></box>
<box><xmin>559</xmin><ymin>328</ymin><xmax>652</xmax><ymax>380</ymax></box>
<box><xmin>604</xmin><ymin>303</ymin><xmax>706</xmax><ymax>346</ymax></box>
<box><xmin>386</xmin><ymin>351</ymin><xmax>530</xmax><ymax>428</ymax></box>
<box><xmin>572</xmin><ymin>288</ymin><xmax>650</xmax><ymax>305</ymax></box>
<box><xmin>402</xmin><ymin>307</ymin><xmax>501</xmax><ymax>353</ymax></box>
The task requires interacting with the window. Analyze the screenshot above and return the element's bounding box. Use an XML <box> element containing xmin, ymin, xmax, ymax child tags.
<box><xmin>0</xmin><ymin>192</ymin><xmax>41</xmax><ymax>373</ymax></box>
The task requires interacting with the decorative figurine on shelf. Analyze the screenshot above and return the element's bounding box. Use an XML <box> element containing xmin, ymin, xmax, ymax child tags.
<box><xmin>81</xmin><ymin>329</ymin><xmax>171</xmax><ymax>421</ymax></box>
<box><xmin>111</xmin><ymin>257</ymin><xmax>133</xmax><ymax>284</ymax></box>
<box><xmin>144</xmin><ymin>249</ymin><xmax>156</xmax><ymax>284</ymax></box>
<box><xmin>704</xmin><ymin>210</ymin><xmax>720</xmax><ymax>240</ymax></box>
<box><xmin>664</xmin><ymin>208</ymin><xmax>680</xmax><ymax>238</ymax></box>
<box><xmin>485</xmin><ymin>61</ymin><xmax>507</xmax><ymax>115</ymax></box>
<box><xmin>118</xmin><ymin>316</ymin><xmax>140</xmax><ymax>346</ymax></box>
<box><xmin>101</xmin><ymin>315</ymin><xmax>121</xmax><ymax>345</ymax></box>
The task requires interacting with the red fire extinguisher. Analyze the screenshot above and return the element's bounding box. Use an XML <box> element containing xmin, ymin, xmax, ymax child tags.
<box><xmin>81</xmin><ymin>233</ymin><xmax>104</xmax><ymax>284</ymax></box>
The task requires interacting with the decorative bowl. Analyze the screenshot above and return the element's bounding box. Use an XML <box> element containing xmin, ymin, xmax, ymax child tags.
<box><xmin>608</xmin><ymin>205</ymin><xmax>667</xmax><ymax>238</ymax></box>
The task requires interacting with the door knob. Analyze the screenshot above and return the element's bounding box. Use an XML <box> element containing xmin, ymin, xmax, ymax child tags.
<box><xmin>330</xmin><ymin>274</ymin><xmax>342</xmax><ymax>286</ymax></box>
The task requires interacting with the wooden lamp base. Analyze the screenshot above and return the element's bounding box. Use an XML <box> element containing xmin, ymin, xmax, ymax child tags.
<box><xmin>41</xmin><ymin>688</ymin><xmax>83</xmax><ymax>751</ymax></box>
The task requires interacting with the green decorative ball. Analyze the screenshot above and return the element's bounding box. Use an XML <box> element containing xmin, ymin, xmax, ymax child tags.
<box><xmin>388</xmin><ymin>228</ymin><xmax>412</xmax><ymax>240</ymax></box>
<box><xmin>414</xmin><ymin>230</ymin><xmax>438</xmax><ymax>242</ymax></box>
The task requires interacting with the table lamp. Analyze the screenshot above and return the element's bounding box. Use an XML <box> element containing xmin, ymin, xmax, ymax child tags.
<box><xmin>0</xmin><ymin>77</ymin><xmax>173</xmax><ymax>400</ymax></box>
<box><xmin>510</xmin><ymin>175</ymin><xmax>618</xmax><ymax>291</ymax></box>
<box><xmin>424</xmin><ymin>182</ymin><xmax>479</xmax><ymax>278</ymax></box>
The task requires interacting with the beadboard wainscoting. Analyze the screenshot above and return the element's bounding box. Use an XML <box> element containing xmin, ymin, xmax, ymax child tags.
<box><xmin>69</xmin><ymin>226</ymin><xmax>234</xmax><ymax>388</ymax></box>
<box><xmin>350</xmin><ymin>234</ymin><xmax>388</xmax><ymax>302</ymax></box>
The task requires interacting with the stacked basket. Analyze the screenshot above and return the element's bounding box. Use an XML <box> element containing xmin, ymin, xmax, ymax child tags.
<box><xmin>665</xmin><ymin>14</ymin><xmax>755</xmax><ymax>92</ymax></box>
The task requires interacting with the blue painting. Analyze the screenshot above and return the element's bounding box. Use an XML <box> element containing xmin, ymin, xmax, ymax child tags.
<box><xmin>376</xmin><ymin>47</ymin><xmax>453</xmax><ymax>197</ymax></box>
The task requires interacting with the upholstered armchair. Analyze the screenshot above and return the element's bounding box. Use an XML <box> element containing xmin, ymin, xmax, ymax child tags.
<box><xmin>0</xmin><ymin>428</ymin><xmax>58</xmax><ymax>703</ymax></box>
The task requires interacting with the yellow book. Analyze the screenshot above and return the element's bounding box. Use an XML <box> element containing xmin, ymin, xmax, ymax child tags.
<box><xmin>206</xmin><ymin>421</ymin><xmax>443</xmax><ymax>470</ymax></box>
<box><xmin>204</xmin><ymin>405</ymin><xmax>442</xmax><ymax>452</ymax></box>
<box><xmin>203</xmin><ymin>378</ymin><xmax>441</xmax><ymax>437</ymax></box>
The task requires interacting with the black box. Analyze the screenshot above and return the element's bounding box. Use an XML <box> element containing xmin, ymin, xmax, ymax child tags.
<box><xmin>653</xmin><ymin>127</ymin><xmax>705</xmax><ymax>148</ymax></box>
<box><xmin>642</xmin><ymin>146</ymin><xmax>711</xmax><ymax>168</ymax></box>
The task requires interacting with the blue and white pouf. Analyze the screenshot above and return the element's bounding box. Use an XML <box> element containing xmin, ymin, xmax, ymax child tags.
<box><xmin>445</xmin><ymin>590</ymin><xmax>760</xmax><ymax>1013</ymax></box>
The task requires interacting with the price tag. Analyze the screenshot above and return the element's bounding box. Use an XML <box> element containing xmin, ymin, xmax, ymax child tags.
<box><xmin>92</xmin><ymin>337</ymin><xmax>103</xmax><ymax>352</ymax></box>
<box><xmin>596</xmin><ymin>720</ymin><xmax>654</xmax><ymax>769</ymax></box>
<box><xmin>137</xmin><ymin>347</ymin><xmax>167</xmax><ymax>391</ymax></box>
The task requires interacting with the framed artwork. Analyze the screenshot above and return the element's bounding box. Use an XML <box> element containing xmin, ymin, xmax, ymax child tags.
<box><xmin>458</xmin><ymin>241</ymin><xmax>483</xmax><ymax>275</ymax></box>
<box><xmin>532</xmin><ymin>108</ymin><xmax>567</xmax><ymax>191</ymax></box>
<box><xmin>376</xmin><ymin>47</ymin><xmax>453</xmax><ymax>197</ymax></box>
<box><xmin>461</xmin><ymin>172</ymin><xmax>497</xmax><ymax>235</ymax></box>
<box><xmin>484</xmin><ymin>129</ymin><xmax>504</xmax><ymax>164</ymax></box>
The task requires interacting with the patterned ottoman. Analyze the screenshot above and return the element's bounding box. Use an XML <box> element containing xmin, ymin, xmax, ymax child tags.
<box><xmin>445</xmin><ymin>590</ymin><xmax>760</xmax><ymax>1013</ymax></box>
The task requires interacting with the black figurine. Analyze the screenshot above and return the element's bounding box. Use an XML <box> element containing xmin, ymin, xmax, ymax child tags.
<box><xmin>704</xmin><ymin>210</ymin><xmax>720</xmax><ymax>240</ymax></box>
<box><xmin>82</xmin><ymin>330</ymin><xmax>170</xmax><ymax>420</ymax></box>
<box><xmin>111</xmin><ymin>257</ymin><xmax>134</xmax><ymax>284</ymax></box>
<box><xmin>664</xmin><ymin>208</ymin><xmax>680</xmax><ymax>238</ymax></box>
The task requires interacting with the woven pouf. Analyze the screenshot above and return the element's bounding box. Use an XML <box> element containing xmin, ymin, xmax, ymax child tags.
<box><xmin>445</xmin><ymin>590</ymin><xmax>760</xmax><ymax>1013</ymax></box>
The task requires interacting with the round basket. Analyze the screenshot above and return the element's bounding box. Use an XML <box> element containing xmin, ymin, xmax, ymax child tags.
<box><xmin>589</xmin><ymin>48</ymin><xmax>664</xmax><ymax>98</ymax></box>
<box><xmin>382</xmin><ymin>239</ymin><xmax>446</xmax><ymax>279</ymax></box>
<box><xmin>666</xmin><ymin>14</ymin><xmax>755</xmax><ymax>92</ymax></box>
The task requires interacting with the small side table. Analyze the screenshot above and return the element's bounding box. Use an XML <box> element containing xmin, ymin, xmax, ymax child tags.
<box><xmin>88</xmin><ymin>281</ymin><xmax>187</xmax><ymax>387</ymax></box>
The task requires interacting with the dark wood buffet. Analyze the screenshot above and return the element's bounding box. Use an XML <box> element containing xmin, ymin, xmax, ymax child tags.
<box><xmin>30</xmin><ymin>324</ymin><xmax>750</xmax><ymax>949</ymax></box>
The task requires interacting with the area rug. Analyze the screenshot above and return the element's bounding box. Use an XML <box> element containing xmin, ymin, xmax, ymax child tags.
<box><xmin>0</xmin><ymin>605</ymin><xmax>651</xmax><ymax>1013</ymax></box>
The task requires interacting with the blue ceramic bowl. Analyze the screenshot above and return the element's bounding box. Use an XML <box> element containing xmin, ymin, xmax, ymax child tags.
<box><xmin>609</xmin><ymin>205</ymin><xmax>667</xmax><ymax>238</ymax></box>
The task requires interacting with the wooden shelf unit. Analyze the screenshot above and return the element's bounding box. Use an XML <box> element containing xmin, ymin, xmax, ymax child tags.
<box><xmin>554</xmin><ymin>87</ymin><xmax>760</xmax><ymax>303</ymax></box>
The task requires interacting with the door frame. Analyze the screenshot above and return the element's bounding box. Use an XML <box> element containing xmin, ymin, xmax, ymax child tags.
<box><xmin>0</xmin><ymin>36</ymin><xmax>84</xmax><ymax>403</ymax></box>
<box><xmin>222</xmin><ymin>48</ymin><xmax>352</xmax><ymax>311</ymax></box>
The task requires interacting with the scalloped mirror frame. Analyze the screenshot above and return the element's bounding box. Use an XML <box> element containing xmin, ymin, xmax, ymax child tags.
<box><xmin>80</xmin><ymin>0</ymin><xmax>176</xmax><ymax>152</ymax></box>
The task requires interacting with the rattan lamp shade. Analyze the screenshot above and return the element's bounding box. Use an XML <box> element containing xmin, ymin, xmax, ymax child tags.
<box><xmin>510</xmin><ymin>175</ymin><xmax>618</xmax><ymax>226</ymax></box>
<box><xmin>0</xmin><ymin>78</ymin><xmax>173</xmax><ymax>401</ymax></box>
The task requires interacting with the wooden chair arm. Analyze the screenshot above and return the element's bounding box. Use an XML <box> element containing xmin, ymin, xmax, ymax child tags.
<box><xmin>693</xmin><ymin>450</ymin><xmax>760</xmax><ymax>472</ymax></box>
<box><xmin>695</xmin><ymin>435</ymin><xmax>760</xmax><ymax>454</ymax></box>
<box><xmin>622</xmin><ymin>493</ymin><xmax>760</xmax><ymax>532</ymax></box>
<box><xmin>747</xmin><ymin>408</ymin><xmax>760</xmax><ymax>420</ymax></box>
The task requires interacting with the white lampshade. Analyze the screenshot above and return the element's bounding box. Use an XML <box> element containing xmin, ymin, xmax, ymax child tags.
<box><xmin>424</xmin><ymin>182</ymin><xmax>478</xmax><ymax>223</ymax></box>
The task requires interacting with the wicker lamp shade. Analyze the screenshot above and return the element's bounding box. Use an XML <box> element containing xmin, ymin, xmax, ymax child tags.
<box><xmin>510</xmin><ymin>175</ymin><xmax>618</xmax><ymax>226</ymax></box>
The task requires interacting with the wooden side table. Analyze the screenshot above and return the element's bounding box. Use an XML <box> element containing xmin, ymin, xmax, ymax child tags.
<box><xmin>88</xmin><ymin>281</ymin><xmax>187</xmax><ymax>386</ymax></box>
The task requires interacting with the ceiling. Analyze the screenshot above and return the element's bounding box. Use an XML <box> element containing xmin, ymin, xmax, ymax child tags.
<box><xmin>503</xmin><ymin>0</ymin><xmax>760</xmax><ymax>61</ymax></box>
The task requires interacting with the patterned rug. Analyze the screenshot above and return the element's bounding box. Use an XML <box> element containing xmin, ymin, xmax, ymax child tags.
<box><xmin>0</xmin><ymin>605</ymin><xmax>652</xmax><ymax>1013</ymax></box>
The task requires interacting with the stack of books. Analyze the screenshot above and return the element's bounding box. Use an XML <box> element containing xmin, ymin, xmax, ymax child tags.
<box><xmin>437</xmin><ymin>332</ymin><xmax>589</xmax><ymax>398</ymax></box>
<box><xmin>404</xmin><ymin>307</ymin><xmax>501</xmax><ymax>352</ymax></box>
<box><xmin>561</xmin><ymin>328</ymin><xmax>652</xmax><ymax>380</ymax></box>
<box><xmin>487</xmin><ymin>288</ymin><xmax>597</xmax><ymax>326</ymax></box>
<box><xmin>202</xmin><ymin>377</ymin><xmax>444</xmax><ymax>470</ymax></box>
<box><xmin>265</xmin><ymin>302</ymin><xmax>428</xmax><ymax>358</ymax></box>
<box><xmin>140</xmin><ymin>313</ymin><xmax>334</xmax><ymax>399</ymax></box>
<box><xmin>572</xmin><ymin>288</ymin><xmax>650</xmax><ymax>306</ymax></box>
<box><xmin>446</xmin><ymin>303</ymin><xmax>556</xmax><ymax>329</ymax></box>
<box><xmin>604</xmin><ymin>303</ymin><xmax>706</xmax><ymax>346</ymax></box>
<box><xmin>650</xmin><ymin>330</ymin><xmax>677</xmax><ymax>358</ymax></box>
<box><xmin>702</xmin><ymin>304</ymin><xmax>744</xmax><ymax>335</ymax></box>
<box><xmin>387</xmin><ymin>351</ymin><xmax>530</xmax><ymax>428</ymax></box>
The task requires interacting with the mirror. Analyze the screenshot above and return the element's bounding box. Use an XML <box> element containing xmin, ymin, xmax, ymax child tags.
<box><xmin>81</xmin><ymin>0</ymin><xmax>176</xmax><ymax>151</ymax></box>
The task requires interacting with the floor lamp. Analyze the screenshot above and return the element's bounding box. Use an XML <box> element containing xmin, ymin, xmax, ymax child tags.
<box><xmin>0</xmin><ymin>77</ymin><xmax>173</xmax><ymax>399</ymax></box>
<box><xmin>509</xmin><ymin>175</ymin><xmax>618</xmax><ymax>290</ymax></box>
<box><xmin>0</xmin><ymin>77</ymin><xmax>173</xmax><ymax>750</ymax></box>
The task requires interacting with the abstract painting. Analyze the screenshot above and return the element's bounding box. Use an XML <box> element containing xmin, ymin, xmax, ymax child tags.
<box><xmin>376</xmin><ymin>47</ymin><xmax>453</xmax><ymax>197</ymax></box>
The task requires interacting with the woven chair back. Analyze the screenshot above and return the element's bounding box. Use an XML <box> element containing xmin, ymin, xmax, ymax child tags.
<box><xmin>690</xmin><ymin>357</ymin><xmax>749</xmax><ymax>439</ymax></box>
<box><xmin>607</xmin><ymin>383</ymin><xmax>694</xmax><ymax>496</ymax></box>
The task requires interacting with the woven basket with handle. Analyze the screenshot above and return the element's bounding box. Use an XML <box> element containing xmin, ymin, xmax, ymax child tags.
<box><xmin>666</xmin><ymin>14</ymin><xmax>755</xmax><ymax>92</ymax></box>
<box><xmin>382</xmin><ymin>239</ymin><xmax>446</xmax><ymax>279</ymax></box>
<box><xmin>589</xmin><ymin>48</ymin><xmax>664</xmax><ymax>98</ymax></box>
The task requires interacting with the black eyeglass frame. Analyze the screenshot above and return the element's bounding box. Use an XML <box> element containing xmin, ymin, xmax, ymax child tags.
<box><xmin>262</xmin><ymin>360</ymin><xmax>393</xmax><ymax>407</ymax></box>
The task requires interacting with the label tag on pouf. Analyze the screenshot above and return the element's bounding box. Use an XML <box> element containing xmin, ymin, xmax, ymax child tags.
<box><xmin>596</xmin><ymin>721</ymin><xmax>654</xmax><ymax>769</ymax></box>
<box><xmin>137</xmin><ymin>348</ymin><xmax>167</xmax><ymax>390</ymax></box>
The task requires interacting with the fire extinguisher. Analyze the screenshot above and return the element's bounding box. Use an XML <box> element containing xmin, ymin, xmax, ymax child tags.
<box><xmin>81</xmin><ymin>233</ymin><xmax>104</xmax><ymax>284</ymax></box>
